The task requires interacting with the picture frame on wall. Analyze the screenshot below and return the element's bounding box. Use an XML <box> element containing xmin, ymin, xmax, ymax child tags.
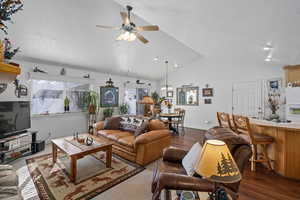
<box><xmin>267</xmin><ymin>78</ymin><xmax>282</xmax><ymax>90</ymax></box>
<box><xmin>176</xmin><ymin>86</ymin><xmax>199</xmax><ymax>106</ymax></box>
<box><xmin>204</xmin><ymin>98</ymin><xmax>212</xmax><ymax>104</ymax></box>
<box><xmin>167</xmin><ymin>91</ymin><xmax>173</xmax><ymax>98</ymax></box>
<box><xmin>100</xmin><ymin>86</ymin><xmax>119</xmax><ymax>107</ymax></box>
<box><xmin>202</xmin><ymin>88</ymin><xmax>213</xmax><ymax>97</ymax></box>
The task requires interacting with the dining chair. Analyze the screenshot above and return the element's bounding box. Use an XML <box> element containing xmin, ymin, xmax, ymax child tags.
<box><xmin>217</xmin><ymin>112</ymin><xmax>234</xmax><ymax>131</ymax></box>
<box><xmin>172</xmin><ymin>109</ymin><xmax>186</xmax><ymax>135</ymax></box>
<box><xmin>232</xmin><ymin>115</ymin><xmax>274</xmax><ymax>171</ymax></box>
<box><xmin>174</xmin><ymin>108</ymin><xmax>181</xmax><ymax>113</ymax></box>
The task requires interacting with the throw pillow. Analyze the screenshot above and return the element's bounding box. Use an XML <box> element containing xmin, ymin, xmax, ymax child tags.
<box><xmin>120</xmin><ymin>116</ymin><xmax>144</xmax><ymax>132</ymax></box>
<box><xmin>103</xmin><ymin>116</ymin><xmax>121</xmax><ymax>130</ymax></box>
<box><xmin>182</xmin><ymin>142</ymin><xmax>202</xmax><ymax>176</ymax></box>
<box><xmin>134</xmin><ymin>120</ymin><xmax>149</xmax><ymax>137</ymax></box>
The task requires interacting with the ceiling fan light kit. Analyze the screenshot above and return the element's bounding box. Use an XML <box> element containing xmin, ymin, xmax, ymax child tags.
<box><xmin>96</xmin><ymin>5</ymin><xmax>159</xmax><ymax>44</ymax></box>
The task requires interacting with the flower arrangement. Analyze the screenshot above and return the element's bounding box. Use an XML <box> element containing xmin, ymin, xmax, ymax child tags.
<box><xmin>0</xmin><ymin>0</ymin><xmax>23</xmax><ymax>34</ymax></box>
<box><xmin>268</xmin><ymin>92</ymin><xmax>280</xmax><ymax>114</ymax></box>
<box><xmin>3</xmin><ymin>38</ymin><xmax>19</xmax><ymax>60</ymax></box>
<box><xmin>164</xmin><ymin>100</ymin><xmax>173</xmax><ymax>109</ymax></box>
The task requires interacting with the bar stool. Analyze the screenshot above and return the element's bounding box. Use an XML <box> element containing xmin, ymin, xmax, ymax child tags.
<box><xmin>232</xmin><ymin>115</ymin><xmax>274</xmax><ymax>171</ymax></box>
<box><xmin>217</xmin><ymin>112</ymin><xmax>234</xmax><ymax>131</ymax></box>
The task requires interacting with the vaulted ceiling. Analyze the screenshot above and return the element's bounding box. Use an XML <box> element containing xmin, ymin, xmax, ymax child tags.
<box><xmin>7</xmin><ymin>0</ymin><xmax>200</xmax><ymax>80</ymax></box>
<box><xmin>6</xmin><ymin>0</ymin><xmax>300</xmax><ymax>80</ymax></box>
<box><xmin>115</xmin><ymin>0</ymin><xmax>300</xmax><ymax>65</ymax></box>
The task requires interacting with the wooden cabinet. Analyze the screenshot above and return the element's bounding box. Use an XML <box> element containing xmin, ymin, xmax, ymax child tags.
<box><xmin>251</xmin><ymin>121</ymin><xmax>300</xmax><ymax>180</ymax></box>
<box><xmin>283</xmin><ymin>65</ymin><xmax>300</xmax><ymax>86</ymax></box>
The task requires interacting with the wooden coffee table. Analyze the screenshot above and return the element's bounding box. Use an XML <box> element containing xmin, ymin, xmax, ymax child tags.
<box><xmin>51</xmin><ymin>134</ymin><xmax>112</xmax><ymax>183</ymax></box>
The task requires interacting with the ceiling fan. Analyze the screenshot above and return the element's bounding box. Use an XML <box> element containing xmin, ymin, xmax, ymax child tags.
<box><xmin>96</xmin><ymin>5</ymin><xmax>159</xmax><ymax>44</ymax></box>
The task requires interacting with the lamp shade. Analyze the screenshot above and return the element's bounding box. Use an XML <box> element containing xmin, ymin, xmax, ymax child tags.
<box><xmin>139</xmin><ymin>96</ymin><xmax>154</xmax><ymax>105</ymax></box>
<box><xmin>195</xmin><ymin>140</ymin><xmax>241</xmax><ymax>184</ymax></box>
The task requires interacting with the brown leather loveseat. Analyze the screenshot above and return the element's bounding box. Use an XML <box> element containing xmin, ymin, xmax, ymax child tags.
<box><xmin>93</xmin><ymin>117</ymin><xmax>171</xmax><ymax>166</ymax></box>
<box><xmin>152</xmin><ymin>126</ymin><xmax>252</xmax><ymax>200</ymax></box>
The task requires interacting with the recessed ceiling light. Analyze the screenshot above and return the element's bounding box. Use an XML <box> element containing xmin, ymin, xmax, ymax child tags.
<box><xmin>265</xmin><ymin>57</ymin><xmax>272</xmax><ymax>62</ymax></box>
<box><xmin>174</xmin><ymin>63</ymin><xmax>179</xmax><ymax>68</ymax></box>
<box><xmin>153</xmin><ymin>57</ymin><xmax>159</xmax><ymax>61</ymax></box>
<box><xmin>263</xmin><ymin>42</ymin><xmax>273</xmax><ymax>51</ymax></box>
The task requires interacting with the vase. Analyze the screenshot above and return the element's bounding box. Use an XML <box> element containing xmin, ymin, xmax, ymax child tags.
<box><xmin>270</xmin><ymin>112</ymin><xmax>279</xmax><ymax>121</ymax></box>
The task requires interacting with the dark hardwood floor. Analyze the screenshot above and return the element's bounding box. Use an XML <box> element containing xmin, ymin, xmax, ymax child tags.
<box><xmin>170</xmin><ymin>128</ymin><xmax>300</xmax><ymax>200</ymax></box>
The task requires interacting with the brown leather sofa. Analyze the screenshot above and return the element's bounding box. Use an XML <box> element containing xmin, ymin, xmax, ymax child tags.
<box><xmin>152</xmin><ymin>126</ymin><xmax>252</xmax><ymax>200</ymax></box>
<box><xmin>93</xmin><ymin>118</ymin><xmax>172</xmax><ymax>166</ymax></box>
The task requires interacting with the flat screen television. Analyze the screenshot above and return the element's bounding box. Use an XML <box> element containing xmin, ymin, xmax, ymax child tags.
<box><xmin>0</xmin><ymin>101</ymin><xmax>31</xmax><ymax>138</ymax></box>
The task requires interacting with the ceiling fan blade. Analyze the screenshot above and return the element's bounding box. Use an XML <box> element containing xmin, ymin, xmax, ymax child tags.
<box><xmin>136</xmin><ymin>33</ymin><xmax>149</xmax><ymax>44</ymax></box>
<box><xmin>136</xmin><ymin>25</ymin><xmax>159</xmax><ymax>32</ymax></box>
<box><xmin>96</xmin><ymin>25</ymin><xmax>120</xmax><ymax>30</ymax></box>
<box><xmin>120</xmin><ymin>12</ymin><xmax>130</xmax><ymax>24</ymax></box>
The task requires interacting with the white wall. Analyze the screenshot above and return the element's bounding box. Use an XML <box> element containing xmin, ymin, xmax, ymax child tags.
<box><xmin>163</xmin><ymin>59</ymin><xmax>284</xmax><ymax>129</ymax></box>
<box><xmin>0</xmin><ymin>61</ymin><xmax>158</xmax><ymax>141</ymax></box>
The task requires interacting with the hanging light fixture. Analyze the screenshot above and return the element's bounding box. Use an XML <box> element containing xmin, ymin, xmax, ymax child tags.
<box><xmin>160</xmin><ymin>60</ymin><xmax>173</xmax><ymax>96</ymax></box>
<box><xmin>116</xmin><ymin>31</ymin><xmax>137</xmax><ymax>42</ymax></box>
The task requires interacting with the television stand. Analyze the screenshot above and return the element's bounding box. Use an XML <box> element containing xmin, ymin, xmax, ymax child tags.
<box><xmin>0</xmin><ymin>130</ymin><xmax>37</xmax><ymax>164</ymax></box>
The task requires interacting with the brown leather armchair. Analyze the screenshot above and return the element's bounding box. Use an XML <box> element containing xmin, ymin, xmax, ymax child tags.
<box><xmin>151</xmin><ymin>127</ymin><xmax>252</xmax><ymax>200</ymax></box>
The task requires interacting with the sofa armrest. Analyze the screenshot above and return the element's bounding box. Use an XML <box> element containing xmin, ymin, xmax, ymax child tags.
<box><xmin>135</xmin><ymin>130</ymin><xmax>170</xmax><ymax>145</ymax></box>
<box><xmin>152</xmin><ymin>172</ymin><xmax>214</xmax><ymax>200</ymax></box>
<box><xmin>162</xmin><ymin>147</ymin><xmax>188</xmax><ymax>163</ymax></box>
<box><xmin>93</xmin><ymin>121</ymin><xmax>105</xmax><ymax>135</ymax></box>
<box><xmin>134</xmin><ymin>130</ymin><xmax>171</xmax><ymax>166</ymax></box>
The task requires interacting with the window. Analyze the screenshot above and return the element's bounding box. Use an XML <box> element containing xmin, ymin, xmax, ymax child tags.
<box><xmin>31</xmin><ymin>79</ymin><xmax>90</xmax><ymax>115</ymax></box>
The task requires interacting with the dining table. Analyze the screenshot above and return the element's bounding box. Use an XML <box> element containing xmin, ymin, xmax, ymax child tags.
<box><xmin>159</xmin><ymin>113</ymin><xmax>181</xmax><ymax>134</ymax></box>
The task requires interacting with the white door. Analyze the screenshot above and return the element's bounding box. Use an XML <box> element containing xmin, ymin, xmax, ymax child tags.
<box><xmin>124</xmin><ymin>89</ymin><xmax>137</xmax><ymax>115</ymax></box>
<box><xmin>232</xmin><ymin>81</ymin><xmax>263</xmax><ymax>118</ymax></box>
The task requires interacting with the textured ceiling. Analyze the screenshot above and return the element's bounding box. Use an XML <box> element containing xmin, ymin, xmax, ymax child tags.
<box><xmin>6</xmin><ymin>0</ymin><xmax>201</xmax><ymax>80</ymax></box>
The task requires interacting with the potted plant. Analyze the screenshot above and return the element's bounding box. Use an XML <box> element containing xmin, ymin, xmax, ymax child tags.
<box><xmin>3</xmin><ymin>38</ymin><xmax>19</xmax><ymax>62</ymax></box>
<box><xmin>152</xmin><ymin>92</ymin><xmax>164</xmax><ymax>111</ymax></box>
<box><xmin>151</xmin><ymin>92</ymin><xmax>160</xmax><ymax>106</ymax></box>
<box><xmin>86</xmin><ymin>91</ymin><xmax>99</xmax><ymax>114</ymax></box>
<box><xmin>119</xmin><ymin>103</ymin><xmax>129</xmax><ymax>115</ymax></box>
<box><xmin>64</xmin><ymin>96</ymin><xmax>70</xmax><ymax>112</ymax></box>
<box><xmin>103</xmin><ymin>107</ymin><xmax>114</xmax><ymax>120</ymax></box>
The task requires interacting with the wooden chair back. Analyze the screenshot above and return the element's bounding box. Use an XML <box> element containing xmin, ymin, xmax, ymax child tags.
<box><xmin>217</xmin><ymin>112</ymin><xmax>233</xmax><ymax>130</ymax></box>
<box><xmin>232</xmin><ymin>115</ymin><xmax>255</xmax><ymax>143</ymax></box>
<box><xmin>179</xmin><ymin>109</ymin><xmax>186</xmax><ymax>124</ymax></box>
<box><xmin>174</xmin><ymin>108</ymin><xmax>181</xmax><ymax>113</ymax></box>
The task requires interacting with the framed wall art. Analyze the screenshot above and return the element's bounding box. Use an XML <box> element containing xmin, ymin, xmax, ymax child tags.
<box><xmin>267</xmin><ymin>78</ymin><xmax>282</xmax><ymax>91</ymax></box>
<box><xmin>204</xmin><ymin>98</ymin><xmax>212</xmax><ymax>104</ymax></box>
<box><xmin>167</xmin><ymin>91</ymin><xmax>174</xmax><ymax>98</ymax></box>
<box><xmin>202</xmin><ymin>88</ymin><xmax>213</xmax><ymax>97</ymax></box>
<box><xmin>176</xmin><ymin>86</ymin><xmax>199</xmax><ymax>106</ymax></box>
<box><xmin>100</xmin><ymin>86</ymin><xmax>119</xmax><ymax>107</ymax></box>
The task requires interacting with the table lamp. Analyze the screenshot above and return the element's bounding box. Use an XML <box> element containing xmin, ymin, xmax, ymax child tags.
<box><xmin>194</xmin><ymin>140</ymin><xmax>241</xmax><ymax>199</ymax></box>
<box><xmin>139</xmin><ymin>96</ymin><xmax>154</xmax><ymax>116</ymax></box>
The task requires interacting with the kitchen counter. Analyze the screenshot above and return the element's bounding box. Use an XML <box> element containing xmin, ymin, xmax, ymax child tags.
<box><xmin>250</xmin><ymin>119</ymin><xmax>300</xmax><ymax>180</ymax></box>
<box><xmin>250</xmin><ymin>118</ymin><xmax>300</xmax><ymax>130</ymax></box>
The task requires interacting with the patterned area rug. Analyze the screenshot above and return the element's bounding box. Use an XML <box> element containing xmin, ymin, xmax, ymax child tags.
<box><xmin>26</xmin><ymin>152</ymin><xmax>144</xmax><ymax>200</ymax></box>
